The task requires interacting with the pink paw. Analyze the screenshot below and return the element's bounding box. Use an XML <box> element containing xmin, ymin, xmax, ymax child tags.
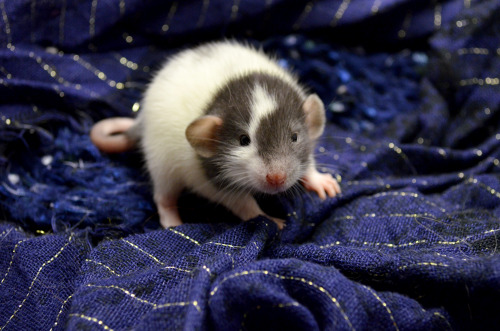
<box><xmin>155</xmin><ymin>194</ymin><xmax>183</xmax><ymax>228</ymax></box>
<box><xmin>301</xmin><ymin>170</ymin><xmax>341</xmax><ymax>200</ymax></box>
<box><xmin>269</xmin><ymin>217</ymin><xmax>286</xmax><ymax>230</ymax></box>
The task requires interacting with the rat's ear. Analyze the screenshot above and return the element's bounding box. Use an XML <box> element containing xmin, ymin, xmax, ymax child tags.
<box><xmin>186</xmin><ymin>115</ymin><xmax>223</xmax><ymax>158</ymax></box>
<box><xmin>303</xmin><ymin>94</ymin><xmax>326</xmax><ymax>140</ymax></box>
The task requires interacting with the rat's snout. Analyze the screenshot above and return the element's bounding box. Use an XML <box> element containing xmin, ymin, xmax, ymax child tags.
<box><xmin>266</xmin><ymin>172</ymin><xmax>287</xmax><ymax>187</ymax></box>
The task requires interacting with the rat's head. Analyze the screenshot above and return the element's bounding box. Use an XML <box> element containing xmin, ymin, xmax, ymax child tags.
<box><xmin>186</xmin><ymin>74</ymin><xmax>325</xmax><ymax>194</ymax></box>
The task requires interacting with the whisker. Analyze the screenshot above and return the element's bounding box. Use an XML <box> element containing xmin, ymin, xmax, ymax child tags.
<box><xmin>313</xmin><ymin>163</ymin><xmax>347</xmax><ymax>172</ymax></box>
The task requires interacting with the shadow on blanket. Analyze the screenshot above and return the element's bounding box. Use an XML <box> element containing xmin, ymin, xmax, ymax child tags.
<box><xmin>0</xmin><ymin>0</ymin><xmax>499</xmax><ymax>330</ymax></box>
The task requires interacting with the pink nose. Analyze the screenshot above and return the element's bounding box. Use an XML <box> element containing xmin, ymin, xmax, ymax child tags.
<box><xmin>266</xmin><ymin>173</ymin><xmax>286</xmax><ymax>187</ymax></box>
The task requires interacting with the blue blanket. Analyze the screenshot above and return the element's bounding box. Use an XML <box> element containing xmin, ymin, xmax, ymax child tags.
<box><xmin>1</xmin><ymin>1</ymin><xmax>499</xmax><ymax>330</ymax></box>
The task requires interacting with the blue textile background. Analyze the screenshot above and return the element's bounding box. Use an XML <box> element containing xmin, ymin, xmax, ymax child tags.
<box><xmin>1</xmin><ymin>0</ymin><xmax>499</xmax><ymax>330</ymax></box>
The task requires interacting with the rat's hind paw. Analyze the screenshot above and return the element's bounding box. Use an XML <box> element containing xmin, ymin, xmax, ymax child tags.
<box><xmin>269</xmin><ymin>217</ymin><xmax>286</xmax><ymax>230</ymax></box>
<box><xmin>301</xmin><ymin>169</ymin><xmax>341</xmax><ymax>200</ymax></box>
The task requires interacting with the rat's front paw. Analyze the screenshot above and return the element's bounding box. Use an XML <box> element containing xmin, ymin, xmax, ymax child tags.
<box><xmin>156</xmin><ymin>194</ymin><xmax>183</xmax><ymax>228</ymax></box>
<box><xmin>159</xmin><ymin>213</ymin><xmax>183</xmax><ymax>228</ymax></box>
<box><xmin>301</xmin><ymin>169</ymin><xmax>341</xmax><ymax>200</ymax></box>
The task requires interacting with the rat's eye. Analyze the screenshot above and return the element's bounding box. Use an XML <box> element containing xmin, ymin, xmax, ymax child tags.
<box><xmin>239</xmin><ymin>134</ymin><xmax>251</xmax><ymax>146</ymax></box>
<box><xmin>291</xmin><ymin>133</ymin><xmax>298</xmax><ymax>142</ymax></box>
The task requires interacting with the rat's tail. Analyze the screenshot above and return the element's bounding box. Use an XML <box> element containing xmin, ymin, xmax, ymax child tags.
<box><xmin>90</xmin><ymin>117</ymin><xmax>138</xmax><ymax>153</ymax></box>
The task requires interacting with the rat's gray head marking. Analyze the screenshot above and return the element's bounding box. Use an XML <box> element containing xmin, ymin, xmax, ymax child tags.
<box><xmin>187</xmin><ymin>72</ymin><xmax>326</xmax><ymax>194</ymax></box>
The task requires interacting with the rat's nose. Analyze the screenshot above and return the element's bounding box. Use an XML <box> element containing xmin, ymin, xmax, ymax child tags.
<box><xmin>266</xmin><ymin>173</ymin><xmax>287</xmax><ymax>187</ymax></box>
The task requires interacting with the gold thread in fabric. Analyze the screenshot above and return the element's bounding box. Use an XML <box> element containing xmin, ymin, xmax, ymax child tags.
<box><xmin>210</xmin><ymin>270</ymin><xmax>355</xmax><ymax>330</ymax></box>
<box><xmin>330</xmin><ymin>0</ymin><xmax>351</xmax><ymax>27</ymax></box>
<box><xmin>459</xmin><ymin>77</ymin><xmax>500</xmax><ymax>86</ymax></box>
<box><xmin>466</xmin><ymin>177</ymin><xmax>500</xmax><ymax>199</ymax></box>
<box><xmin>369</xmin><ymin>191</ymin><xmax>447</xmax><ymax>212</ymax></box>
<box><xmin>434</xmin><ymin>3</ymin><xmax>442</xmax><ymax>29</ymax></box>
<box><xmin>457</xmin><ymin>47</ymin><xmax>489</xmax><ymax>55</ymax></box>
<box><xmin>0</xmin><ymin>1</ymin><xmax>12</xmax><ymax>48</ymax></box>
<box><xmin>398</xmin><ymin>262</ymin><xmax>449</xmax><ymax>270</ymax></box>
<box><xmin>163</xmin><ymin>266</ymin><xmax>192</xmax><ymax>273</ymax></box>
<box><xmin>435</xmin><ymin>252</ymin><xmax>469</xmax><ymax>261</ymax></box>
<box><xmin>113</xmin><ymin>53</ymin><xmax>139</xmax><ymax>71</ymax></box>
<box><xmin>122</xmin><ymin>239</ymin><xmax>192</xmax><ymax>272</ymax></box>
<box><xmin>90</xmin><ymin>0</ymin><xmax>98</xmax><ymax>38</ymax></box>
<box><xmin>27</xmin><ymin>51</ymin><xmax>100</xmax><ymax>97</ymax></box>
<box><xmin>387</xmin><ymin>142</ymin><xmax>416</xmax><ymax>173</ymax></box>
<box><xmin>315</xmin><ymin>230</ymin><xmax>500</xmax><ymax>249</ymax></box>
<box><xmin>169</xmin><ymin>228</ymin><xmax>201</xmax><ymax>245</ymax></box>
<box><xmin>202</xmin><ymin>265</ymin><xmax>212</xmax><ymax>275</ymax></box>
<box><xmin>49</xmin><ymin>48</ymin><xmax>126</xmax><ymax>89</ymax></box>
<box><xmin>432</xmin><ymin>312</ymin><xmax>453</xmax><ymax>330</ymax></box>
<box><xmin>362</xmin><ymin>285</ymin><xmax>399</xmax><ymax>331</ymax></box>
<box><xmin>197</xmin><ymin>0</ymin><xmax>210</xmax><ymax>27</ymax></box>
<box><xmin>119</xmin><ymin>0</ymin><xmax>125</xmax><ymax>16</ymax></box>
<box><xmin>371</xmin><ymin>0</ymin><xmax>382</xmax><ymax>14</ymax></box>
<box><xmin>162</xmin><ymin>1</ymin><xmax>178</xmax><ymax>33</ymax></box>
<box><xmin>86</xmin><ymin>284</ymin><xmax>160</xmax><ymax>306</ymax></box>
<box><xmin>0</xmin><ymin>65</ymin><xmax>12</xmax><ymax>79</ymax></box>
<box><xmin>85</xmin><ymin>259</ymin><xmax>121</xmax><ymax>276</ymax></box>
<box><xmin>324</xmin><ymin>226</ymin><xmax>499</xmax><ymax>249</ymax></box>
<box><xmin>49</xmin><ymin>293</ymin><xmax>74</xmax><ymax>331</ymax></box>
<box><xmin>122</xmin><ymin>239</ymin><xmax>166</xmax><ymax>265</ymax></box>
<box><xmin>69</xmin><ymin>314</ymin><xmax>114</xmax><ymax>331</ymax></box>
<box><xmin>1</xmin><ymin>234</ymin><xmax>75</xmax><ymax>330</ymax></box>
<box><xmin>0</xmin><ymin>239</ymin><xmax>27</xmax><ymax>285</ymax></box>
<box><xmin>231</xmin><ymin>0</ymin><xmax>241</xmax><ymax>21</ymax></box>
<box><xmin>207</xmin><ymin>242</ymin><xmax>245</xmax><ymax>249</ymax></box>
<box><xmin>71</xmin><ymin>53</ymin><xmax>125</xmax><ymax>89</ymax></box>
<box><xmin>398</xmin><ymin>12</ymin><xmax>412</xmax><ymax>39</ymax></box>
<box><xmin>293</xmin><ymin>1</ymin><xmax>316</xmax><ymax>30</ymax></box>
<box><xmin>329</xmin><ymin>212</ymin><xmax>438</xmax><ymax>223</ymax></box>
<box><xmin>85</xmin><ymin>284</ymin><xmax>195</xmax><ymax>310</ymax></box>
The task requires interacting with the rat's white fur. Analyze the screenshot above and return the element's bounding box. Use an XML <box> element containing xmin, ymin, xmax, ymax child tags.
<box><xmin>138</xmin><ymin>42</ymin><xmax>302</xmax><ymax>226</ymax></box>
<box><xmin>248</xmin><ymin>84</ymin><xmax>278</xmax><ymax>138</ymax></box>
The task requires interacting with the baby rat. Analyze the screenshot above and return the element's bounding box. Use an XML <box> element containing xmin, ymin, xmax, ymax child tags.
<box><xmin>91</xmin><ymin>41</ymin><xmax>341</xmax><ymax>229</ymax></box>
